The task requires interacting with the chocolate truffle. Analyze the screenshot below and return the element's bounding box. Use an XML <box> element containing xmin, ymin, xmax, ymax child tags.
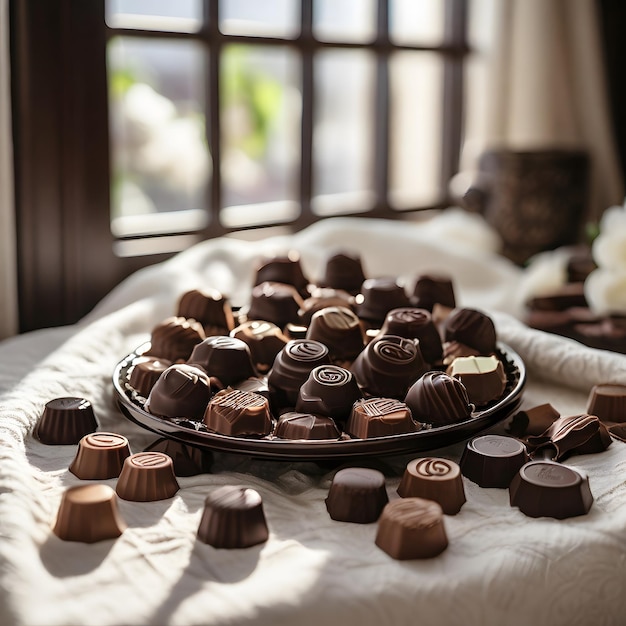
<box><xmin>351</xmin><ymin>335</ymin><xmax>428</xmax><ymax>399</ymax></box>
<box><xmin>447</xmin><ymin>355</ymin><xmax>507</xmax><ymax>406</ymax></box>
<box><xmin>144</xmin><ymin>437</ymin><xmax>212</xmax><ymax>476</ymax></box>
<box><xmin>346</xmin><ymin>397</ymin><xmax>419</xmax><ymax>439</ymax></box>
<box><xmin>197</xmin><ymin>486</ymin><xmax>269</xmax><ymax>549</ymax></box>
<box><xmin>204</xmin><ymin>389</ymin><xmax>272</xmax><ymax>437</ymax></box>
<box><xmin>129</xmin><ymin>356</ymin><xmax>172</xmax><ymax>397</ymax></box>
<box><xmin>305</xmin><ymin>306</ymin><xmax>364</xmax><ymax>363</ymax></box>
<box><xmin>274</xmin><ymin>412</ymin><xmax>341</xmax><ymax>440</ymax></box>
<box><xmin>443</xmin><ymin>308</ymin><xmax>497</xmax><ymax>355</ymax></box>
<box><xmin>411</xmin><ymin>274</ymin><xmax>456</xmax><ymax>312</ymax></box>
<box><xmin>245</xmin><ymin>282</ymin><xmax>305</xmax><ymax>329</ymax></box>
<box><xmin>145</xmin><ymin>363</ymin><xmax>211</xmax><ymax>421</ymax></box>
<box><xmin>325</xmin><ymin>467</ymin><xmax>389</xmax><ymax>524</ymax></box>
<box><xmin>319</xmin><ymin>252</ymin><xmax>366</xmax><ymax>295</ymax></box>
<box><xmin>253</xmin><ymin>253</ymin><xmax>309</xmax><ymax>297</ymax></box>
<box><xmin>460</xmin><ymin>435</ymin><xmax>529</xmax><ymax>488</ymax></box>
<box><xmin>295</xmin><ymin>365</ymin><xmax>362</xmax><ymax>423</ymax></box>
<box><xmin>69</xmin><ymin>432</ymin><xmax>132</xmax><ymax>480</ymax></box>
<box><xmin>53</xmin><ymin>484</ymin><xmax>126</xmax><ymax>543</ymax></box>
<box><xmin>375</xmin><ymin>498</ymin><xmax>448</xmax><ymax>560</ymax></box>
<box><xmin>397</xmin><ymin>457</ymin><xmax>465</xmax><ymax>515</ymax></box>
<box><xmin>509</xmin><ymin>461</ymin><xmax>593</xmax><ymax>519</ymax></box>
<box><xmin>116</xmin><ymin>452</ymin><xmax>180</xmax><ymax>502</ymax></box>
<box><xmin>298</xmin><ymin>287</ymin><xmax>356</xmax><ymax>326</ymax></box>
<box><xmin>404</xmin><ymin>371</ymin><xmax>473</xmax><ymax>427</ymax></box>
<box><xmin>146</xmin><ymin>316</ymin><xmax>206</xmax><ymax>362</ymax></box>
<box><xmin>230</xmin><ymin>320</ymin><xmax>289</xmax><ymax>373</ymax></box>
<box><xmin>377</xmin><ymin>307</ymin><xmax>443</xmax><ymax>365</ymax></box>
<box><xmin>356</xmin><ymin>278</ymin><xmax>411</xmax><ymax>325</ymax></box>
<box><xmin>176</xmin><ymin>288</ymin><xmax>235</xmax><ymax>335</ymax></box>
<box><xmin>187</xmin><ymin>336</ymin><xmax>256</xmax><ymax>386</ymax></box>
<box><xmin>586</xmin><ymin>383</ymin><xmax>626</xmax><ymax>424</ymax></box>
<box><xmin>35</xmin><ymin>397</ymin><xmax>98</xmax><ymax>445</ymax></box>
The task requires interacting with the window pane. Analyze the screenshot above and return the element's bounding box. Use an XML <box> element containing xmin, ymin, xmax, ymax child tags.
<box><xmin>219</xmin><ymin>0</ymin><xmax>300</xmax><ymax>39</ymax></box>
<box><xmin>389</xmin><ymin>52</ymin><xmax>443</xmax><ymax>208</ymax></box>
<box><xmin>220</xmin><ymin>45</ymin><xmax>301</xmax><ymax>227</ymax></box>
<box><xmin>105</xmin><ymin>0</ymin><xmax>202</xmax><ymax>32</ymax></box>
<box><xmin>108</xmin><ymin>37</ymin><xmax>210</xmax><ymax>236</ymax></box>
<box><xmin>312</xmin><ymin>50</ymin><xmax>376</xmax><ymax>216</ymax></box>
<box><xmin>314</xmin><ymin>0</ymin><xmax>376</xmax><ymax>43</ymax></box>
<box><xmin>389</xmin><ymin>0</ymin><xmax>445</xmax><ymax>46</ymax></box>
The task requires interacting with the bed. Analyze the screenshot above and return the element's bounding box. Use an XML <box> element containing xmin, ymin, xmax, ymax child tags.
<box><xmin>1</xmin><ymin>212</ymin><xmax>625</xmax><ymax>626</ymax></box>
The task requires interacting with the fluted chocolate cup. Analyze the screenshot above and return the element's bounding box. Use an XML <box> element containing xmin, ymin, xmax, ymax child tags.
<box><xmin>176</xmin><ymin>287</ymin><xmax>235</xmax><ymax>335</ymax></box>
<box><xmin>356</xmin><ymin>278</ymin><xmax>411</xmax><ymax>325</ymax></box>
<box><xmin>69</xmin><ymin>432</ymin><xmax>131</xmax><ymax>480</ymax></box>
<box><xmin>187</xmin><ymin>336</ymin><xmax>256</xmax><ymax>386</ymax></box>
<box><xmin>411</xmin><ymin>274</ymin><xmax>456</xmax><ymax>312</ymax></box>
<box><xmin>35</xmin><ymin>397</ymin><xmax>98</xmax><ymax>445</ymax></box>
<box><xmin>116</xmin><ymin>452</ymin><xmax>180</xmax><ymax>502</ymax></box>
<box><xmin>53</xmin><ymin>484</ymin><xmax>126</xmax><ymax>543</ymax></box>
<box><xmin>586</xmin><ymin>383</ymin><xmax>626</xmax><ymax>424</ymax></box>
<box><xmin>306</xmin><ymin>306</ymin><xmax>364</xmax><ymax>363</ymax></box>
<box><xmin>319</xmin><ymin>252</ymin><xmax>366</xmax><ymax>295</ymax></box>
<box><xmin>325</xmin><ymin>467</ymin><xmax>389</xmax><ymax>523</ymax></box>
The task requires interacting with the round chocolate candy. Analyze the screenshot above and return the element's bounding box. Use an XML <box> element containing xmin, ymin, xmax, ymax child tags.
<box><xmin>356</xmin><ymin>278</ymin><xmax>411</xmax><ymax>325</ymax></box>
<box><xmin>35</xmin><ymin>397</ymin><xmax>98</xmax><ymax>445</ymax></box>
<box><xmin>586</xmin><ymin>383</ymin><xmax>626</xmax><ymax>424</ymax></box>
<box><xmin>460</xmin><ymin>434</ymin><xmax>529</xmax><ymax>488</ymax></box>
<box><xmin>375</xmin><ymin>498</ymin><xmax>448</xmax><ymax>560</ymax></box>
<box><xmin>509</xmin><ymin>461</ymin><xmax>593</xmax><ymax>519</ymax></box>
<box><xmin>204</xmin><ymin>388</ymin><xmax>273</xmax><ymax>437</ymax></box>
<box><xmin>53</xmin><ymin>484</ymin><xmax>126</xmax><ymax>543</ymax></box>
<box><xmin>305</xmin><ymin>306</ymin><xmax>364</xmax><ymax>363</ymax></box>
<box><xmin>246</xmin><ymin>282</ymin><xmax>305</xmax><ymax>329</ymax></box>
<box><xmin>446</xmin><ymin>355</ymin><xmax>507</xmax><ymax>407</ymax></box>
<box><xmin>116</xmin><ymin>452</ymin><xmax>180</xmax><ymax>502</ymax></box>
<box><xmin>187</xmin><ymin>336</ymin><xmax>256</xmax><ymax>386</ymax></box>
<box><xmin>397</xmin><ymin>457</ymin><xmax>465</xmax><ymax>515</ymax></box>
<box><xmin>325</xmin><ymin>467</ymin><xmax>389</xmax><ymax>524</ymax></box>
<box><xmin>230</xmin><ymin>320</ymin><xmax>289</xmax><ymax>374</ymax></box>
<box><xmin>298</xmin><ymin>287</ymin><xmax>356</xmax><ymax>326</ymax></box>
<box><xmin>351</xmin><ymin>334</ymin><xmax>428</xmax><ymax>400</ymax></box>
<box><xmin>144</xmin><ymin>437</ymin><xmax>212</xmax><ymax>476</ymax></box>
<box><xmin>176</xmin><ymin>287</ymin><xmax>235</xmax><ymax>335</ymax></box>
<box><xmin>318</xmin><ymin>252</ymin><xmax>366</xmax><ymax>295</ymax></box>
<box><xmin>346</xmin><ymin>397</ymin><xmax>419</xmax><ymax>439</ymax></box>
<box><xmin>295</xmin><ymin>365</ymin><xmax>362</xmax><ymax>423</ymax></box>
<box><xmin>197</xmin><ymin>486</ymin><xmax>269</xmax><ymax>549</ymax></box>
<box><xmin>146</xmin><ymin>316</ymin><xmax>206</xmax><ymax>362</ymax></box>
<box><xmin>443</xmin><ymin>307</ymin><xmax>497</xmax><ymax>355</ymax></box>
<box><xmin>69</xmin><ymin>432</ymin><xmax>132</xmax><ymax>480</ymax></box>
<box><xmin>129</xmin><ymin>356</ymin><xmax>172</xmax><ymax>398</ymax></box>
<box><xmin>404</xmin><ymin>371</ymin><xmax>473</xmax><ymax>427</ymax></box>
<box><xmin>411</xmin><ymin>274</ymin><xmax>456</xmax><ymax>312</ymax></box>
<box><xmin>253</xmin><ymin>253</ymin><xmax>309</xmax><ymax>297</ymax></box>
<box><xmin>274</xmin><ymin>412</ymin><xmax>341</xmax><ymax>440</ymax></box>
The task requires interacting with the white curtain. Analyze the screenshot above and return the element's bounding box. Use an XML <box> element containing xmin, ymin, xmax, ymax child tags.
<box><xmin>463</xmin><ymin>0</ymin><xmax>624</xmax><ymax>222</ymax></box>
<box><xmin>0</xmin><ymin>0</ymin><xmax>18</xmax><ymax>340</ymax></box>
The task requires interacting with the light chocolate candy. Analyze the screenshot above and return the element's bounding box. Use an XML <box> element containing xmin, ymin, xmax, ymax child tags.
<box><xmin>447</xmin><ymin>355</ymin><xmax>506</xmax><ymax>406</ymax></box>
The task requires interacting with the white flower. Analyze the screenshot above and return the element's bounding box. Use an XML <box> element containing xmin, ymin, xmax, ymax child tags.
<box><xmin>584</xmin><ymin>269</ymin><xmax>626</xmax><ymax>315</ymax></box>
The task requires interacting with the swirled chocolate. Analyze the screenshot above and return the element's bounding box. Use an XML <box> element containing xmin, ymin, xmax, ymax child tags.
<box><xmin>187</xmin><ymin>336</ymin><xmax>256</xmax><ymax>386</ymax></box>
<box><xmin>346</xmin><ymin>397</ymin><xmax>419</xmax><ymax>438</ymax></box>
<box><xmin>443</xmin><ymin>308</ymin><xmax>497</xmax><ymax>355</ymax></box>
<box><xmin>146</xmin><ymin>316</ymin><xmax>206</xmax><ymax>362</ymax></box>
<box><xmin>318</xmin><ymin>252</ymin><xmax>366</xmax><ymax>295</ymax></box>
<box><xmin>245</xmin><ymin>282</ymin><xmax>305</xmax><ymax>329</ymax></box>
<box><xmin>204</xmin><ymin>388</ymin><xmax>272</xmax><ymax>437</ymax></box>
<box><xmin>253</xmin><ymin>253</ymin><xmax>309</xmax><ymax>297</ymax></box>
<box><xmin>356</xmin><ymin>278</ymin><xmax>411</xmax><ymax>325</ymax></box>
<box><xmin>230</xmin><ymin>320</ymin><xmax>289</xmax><ymax>373</ymax></box>
<box><xmin>377</xmin><ymin>308</ymin><xmax>443</xmax><ymax>365</ymax></box>
<box><xmin>404</xmin><ymin>371</ymin><xmax>473</xmax><ymax>427</ymax></box>
<box><xmin>305</xmin><ymin>306</ymin><xmax>364</xmax><ymax>362</ymax></box>
<box><xmin>295</xmin><ymin>365</ymin><xmax>362</xmax><ymax>423</ymax></box>
<box><xmin>129</xmin><ymin>356</ymin><xmax>172</xmax><ymax>397</ymax></box>
<box><xmin>351</xmin><ymin>335</ymin><xmax>428</xmax><ymax>399</ymax></box>
<box><xmin>176</xmin><ymin>288</ymin><xmax>235</xmax><ymax>335</ymax></box>
<box><xmin>274</xmin><ymin>412</ymin><xmax>341</xmax><ymax>440</ymax></box>
<box><xmin>267</xmin><ymin>339</ymin><xmax>331</xmax><ymax>412</ymax></box>
<box><xmin>447</xmin><ymin>355</ymin><xmax>506</xmax><ymax>406</ymax></box>
<box><xmin>145</xmin><ymin>364</ymin><xmax>211</xmax><ymax>421</ymax></box>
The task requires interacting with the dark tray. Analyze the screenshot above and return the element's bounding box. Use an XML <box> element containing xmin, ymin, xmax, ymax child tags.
<box><xmin>113</xmin><ymin>342</ymin><xmax>526</xmax><ymax>460</ymax></box>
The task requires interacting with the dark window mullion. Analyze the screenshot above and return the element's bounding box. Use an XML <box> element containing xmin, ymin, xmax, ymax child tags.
<box><xmin>373</xmin><ymin>0</ymin><xmax>390</xmax><ymax>209</ymax></box>
<box><xmin>299</xmin><ymin>0</ymin><xmax>314</xmax><ymax>223</ymax></box>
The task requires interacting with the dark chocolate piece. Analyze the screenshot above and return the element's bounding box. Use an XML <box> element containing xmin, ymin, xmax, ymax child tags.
<box><xmin>188</xmin><ymin>336</ymin><xmax>257</xmax><ymax>385</ymax></box>
<box><xmin>275</xmin><ymin>412</ymin><xmax>341</xmax><ymax>440</ymax></box>
<box><xmin>460</xmin><ymin>434</ymin><xmax>529</xmax><ymax>488</ymax></box>
<box><xmin>506</xmin><ymin>403</ymin><xmax>561</xmax><ymax>438</ymax></box>
<box><xmin>145</xmin><ymin>363</ymin><xmax>211</xmax><ymax>421</ymax></box>
<box><xmin>298</xmin><ymin>287</ymin><xmax>356</xmax><ymax>326</ymax></box>
<box><xmin>228</xmin><ymin>377</ymin><xmax>270</xmax><ymax>398</ymax></box>
<box><xmin>144</xmin><ymin>437</ymin><xmax>212</xmax><ymax>476</ymax></box>
<box><xmin>404</xmin><ymin>371</ymin><xmax>473</xmax><ymax>427</ymax></box>
<box><xmin>346</xmin><ymin>397</ymin><xmax>419</xmax><ymax>439</ymax></box>
<box><xmin>397</xmin><ymin>457</ymin><xmax>465</xmax><ymax>515</ymax></box>
<box><xmin>204</xmin><ymin>389</ymin><xmax>272</xmax><ymax>437</ymax></box>
<box><xmin>443</xmin><ymin>308</ymin><xmax>497</xmax><ymax>355</ymax></box>
<box><xmin>146</xmin><ymin>316</ymin><xmax>206</xmax><ymax>362</ymax></box>
<box><xmin>53</xmin><ymin>484</ymin><xmax>126</xmax><ymax>543</ymax></box>
<box><xmin>608</xmin><ymin>423</ymin><xmax>626</xmax><ymax>443</ymax></box>
<box><xmin>509</xmin><ymin>461</ymin><xmax>593</xmax><ymax>519</ymax></box>
<box><xmin>35</xmin><ymin>397</ymin><xmax>98</xmax><ymax>445</ymax></box>
<box><xmin>129</xmin><ymin>356</ymin><xmax>172</xmax><ymax>397</ymax></box>
<box><xmin>116</xmin><ymin>452</ymin><xmax>180</xmax><ymax>502</ymax></box>
<box><xmin>305</xmin><ymin>306</ymin><xmax>364</xmax><ymax>362</ymax></box>
<box><xmin>586</xmin><ymin>383</ymin><xmax>626</xmax><ymax>424</ymax></box>
<box><xmin>325</xmin><ymin>467</ymin><xmax>389</xmax><ymax>523</ymax></box>
<box><xmin>295</xmin><ymin>365</ymin><xmax>362</xmax><ymax>423</ymax></box>
<box><xmin>69</xmin><ymin>432</ymin><xmax>132</xmax><ymax>480</ymax></box>
<box><xmin>230</xmin><ymin>320</ymin><xmax>288</xmax><ymax>373</ymax></box>
<box><xmin>356</xmin><ymin>278</ymin><xmax>411</xmax><ymax>324</ymax></box>
<box><xmin>526</xmin><ymin>282</ymin><xmax>587</xmax><ymax>311</ymax></box>
<box><xmin>351</xmin><ymin>334</ymin><xmax>428</xmax><ymax>399</ymax></box>
<box><xmin>197</xmin><ymin>486</ymin><xmax>269</xmax><ymax>549</ymax></box>
<box><xmin>411</xmin><ymin>274</ymin><xmax>456</xmax><ymax>312</ymax></box>
<box><xmin>246</xmin><ymin>282</ymin><xmax>305</xmax><ymax>329</ymax></box>
<box><xmin>446</xmin><ymin>355</ymin><xmax>506</xmax><ymax>406</ymax></box>
<box><xmin>375</xmin><ymin>498</ymin><xmax>448</xmax><ymax>560</ymax></box>
<box><xmin>253</xmin><ymin>253</ymin><xmax>309</xmax><ymax>297</ymax></box>
<box><xmin>319</xmin><ymin>252</ymin><xmax>366</xmax><ymax>295</ymax></box>
<box><xmin>442</xmin><ymin>340</ymin><xmax>481</xmax><ymax>365</ymax></box>
<box><xmin>176</xmin><ymin>288</ymin><xmax>235</xmax><ymax>335</ymax></box>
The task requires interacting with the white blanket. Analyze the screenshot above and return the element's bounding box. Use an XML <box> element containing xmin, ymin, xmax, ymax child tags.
<box><xmin>1</xmin><ymin>214</ymin><xmax>625</xmax><ymax>626</ymax></box>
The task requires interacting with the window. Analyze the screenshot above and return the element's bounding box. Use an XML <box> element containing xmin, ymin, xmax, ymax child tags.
<box><xmin>11</xmin><ymin>0</ymin><xmax>468</xmax><ymax>331</ymax></box>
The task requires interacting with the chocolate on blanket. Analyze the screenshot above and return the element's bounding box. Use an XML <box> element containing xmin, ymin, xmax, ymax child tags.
<box><xmin>274</xmin><ymin>412</ymin><xmax>341</xmax><ymax>440</ymax></box>
<box><xmin>295</xmin><ymin>365</ymin><xmax>362</xmax><ymax>423</ymax></box>
<box><xmin>305</xmin><ymin>306</ymin><xmax>364</xmax><ymax>363</ymax></box>
<box><xmin>146</xmin><ymin>316</ymin><xmax>206</xmax><ymax>362</ymax></box>
<box><xmin>145</xmin><ymin>363</ymin><xmax>212</xmax><ymax>421</ymax></box>
<box><xmin>187</xmin><ymin>336</ymin><xmax>256</xmax><ymax>386</ymax></box>
<box><xmin>377</xmin><ymin>307</ymin><xmax>443</xmax><ymax>365</ymax></box>
<box><xmin>197</xmin><ymin>485</ymin><xmax>269</xmax><ymax>549</ymax></box>
<box><xmin>404</xmin><ymin>371</ymin><xmax>473</xmax><ymax>427</ymax></box>
<box><xmin>356</xmin><ymin>277</ymin><xmax>411</xmax><ymax>325</ymax></box>
<box><xmin>245</xmin><ymin>282</ymin><xmax>305</xmax><ymax>330</ymax></box>
<box><xmin>318</xmin><ymin>252</ymin><xmax>366</xmax><ymax>295</ymax></box>
<box><xmin>506</xmin><ymin>403</ymin><xmax>561</xmax><ymax>438</ymax></box>
<box><xmin>253</xmin><ymin>253</ymin><xmax>310</xmax><ymax>298</ymax></box>
<box><xmin>144</xmin><ymin>437</ymin><xmax>213</xmax><ymax>476</ymax></box>
<box><xmin>351</xmin><ymin>335</ymin><xmax>428</xmax><ymax>399</ymax></box>
<box><xmin>116</xmin><ymin>452</ymin><xmax>180</xmax><ymax>502</ymax></box>
<box><xmin>586</xmin><ymin>383</ymin><xmax>626</xmax><ymax>424</ymax></box>
<box><xmin>53</xmin><ymin>484</ymin><xmax>126</xmax><ymax>543</ymax></box>
<box><xmin>69</xmin><ymin>432</ymin><xmax>132</xmax><ymax>480</ymax></box>
<box><xmin>35</xmin><ymin>397</ymin><xmax>98</xmax><ymax>445</ymax></box>
<box><xmin>375</xmin><ymin>498</ymin><xmax>448</xmax><ymax>560</ymax></box>
<box><xmin>397</xmin><ymin>457</ymin><xmax>465</xmax><ymax>515</ymax></box>
<box><xmin>446</xmin><ymin>355</ymin><xmax>506</xmax><ymax>406</ymax></box>
<box><xmin>509</xmin><ymin>461</ymin><xmax>593</xmax><ymax>519</ymax></box>
<box><xmin>443</xmin><ymin>307</ymin><xmax>497</xmax><ymax>355</ymax></box>
<box><xmin>230</xmin><ymin>321</ymin><xmax>288</xmax><ymax>374</ymax></box>
<box><xmin>129</xmin><ymin>356</ymin><xmax>172</xmax><ymax>397</ymax></box>
<box><xmin>460</xmin><ymin>434</ymin><xmax>529</xmax><ymax>488</ymax></box>
<box><xmin>204</xmin><ymin>388</ymin><xmax>273</xmax><ymax>437</ymax></box>
<box><xmin>298</xmin><ymin>287</ymin><xmax>356</xmax><ymax>326</ymax></box>
<box><xmin>325</xmin><ymin>467</ymin><xmax>389</xmax><ymax>523</ymax></box>
<box><xmin>346</xmin><ymin>397</ymin><xmax>419</xmax><ymax>439</ymax></box>
<box><xmin>176</xmin><ymin>288</ymin><xmax>235</xmax><ymax>335</ymax></box>
<box><xmin>410</xmin><ymin>274</ymin><xmax>456</xmax><ymax>312</ymax></box>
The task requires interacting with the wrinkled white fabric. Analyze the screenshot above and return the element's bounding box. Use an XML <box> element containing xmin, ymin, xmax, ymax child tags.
<box><xmin>1</xmin><ymin>216</ymin><xmax>625</xmax><ymax>626</ymax></box>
